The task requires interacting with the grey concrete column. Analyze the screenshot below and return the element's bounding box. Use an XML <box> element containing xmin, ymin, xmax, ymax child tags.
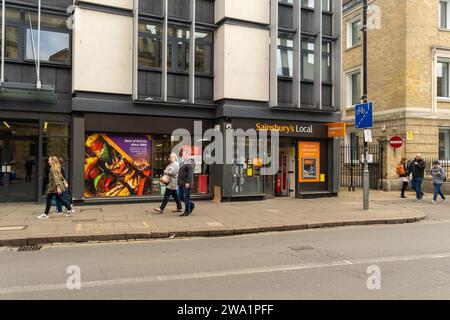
<box><xmin>132</xmin><ymin>0</ymin><xmax>139</xmax><ymax>100</ymax></box>
<box><xmin>314</xmin><ymin>0</ymin><xmax>323</xmax><ymax>110</ymax></box>
<box><xmin>293</xmin><ymin>0</ymin><xmax>302</xmax><ymax>108</ymax></box>
<box><xmin>333</xmin><ymin>0</ymin><xmax>342</xmax><ymax>111</ymax></box>
<box><xmin>71</xmin><ymin>114</ymin><xmax>85</xmax><ymax>202</ymax></box>
<box><xmin>269</xmin><ymin>0</ymin><xmax>278</xmax><ymax>108</ymax></box>
<box><xmin>189</xmin><ymin>0</ymin><xmax>196</xmax><ymax>104</ymax></box>
<box><xmin>161</xmin><ymin>0</ymin><xmax>168</xmax><ymax>101</ymax></box>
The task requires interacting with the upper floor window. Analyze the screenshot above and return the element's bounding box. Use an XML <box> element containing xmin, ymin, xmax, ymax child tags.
<box><xmin>25</xmin><ymin>13</ymin><xmax>70</xmax><ymax>64</ymax></box>
<box><xmin>322</xmin><ymin>41</ymin><xmax>332</xmax><ymax>83</ymax></box>
<box><xmin>437</xmin><ymin>59</ymin><xmax>450</xmax><ymax>98</ymax></box>
<box><xmin>302</xmin><ymin>38</ymin><xmax>315</xmax><ymax>81</ymax></box>
<box><xmin>0</xmin><ymin>8</ymin><xmax>70</xmax><ymax>65</ymax></box>
<box><xmin>346</xmin><ymin>69</ymin><xmax>361</xmax><ymax>107</ymax></box>
<box><xmin>441</xmin><ymin>0</ymin><xmax>450</xmax><ymax>29</ymax></box>
<box><xmin>346</xmin><ymin>16</ymin><xmax>361</xmax><ymax>49</ymax></box>
<box><xmin>138</xmin><ymin>22</ymin><xmax>161</xmax><ymax>68</ymax></box>
<box><xmin>277</xmin><ymin>36</ymin><xmax>293</xmax><ymax>77</ymax></box>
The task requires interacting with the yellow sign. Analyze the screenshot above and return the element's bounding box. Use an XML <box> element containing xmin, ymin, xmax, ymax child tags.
<box><xmin>320</xmin><ymin>174</ymin><xmax>326</xmax><ymax>182</ymax></box>
<box><xmin>326</xmin><ymin>122</ymin><xmax>346</xmax><ymax>138</ymax></box>
<box><xmin>407</xmin><ymin>131</ymin><xmax>413</xmax><ymax>141</ymax></box>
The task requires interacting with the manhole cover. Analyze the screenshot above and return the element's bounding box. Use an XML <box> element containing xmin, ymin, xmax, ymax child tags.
<box><xmin>18</xmin><ymin>245</ymin><xmax>42</xmax><ymax>252</ymax></box>
<box><xmin>289</xmin><ymin>246</ymin><xmax>315</xmax><ymax>251</ymax></box>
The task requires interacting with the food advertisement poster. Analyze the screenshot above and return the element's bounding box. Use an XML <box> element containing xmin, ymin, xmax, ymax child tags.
<box><xmin>299</xmin><ymin>141</ymin><xmax>320</xmax><ymax>183</ymax></box>
<box><xmin>85</xmin><ymin>134</ymin><xmax>152</xmax><ymax>198</ymax></box>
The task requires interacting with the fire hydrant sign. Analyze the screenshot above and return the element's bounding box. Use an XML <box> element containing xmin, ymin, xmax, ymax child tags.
<box><xmin>389</xmin><ymin>136</ymin><xmax>404</xmax><ymax>149</ymax></box>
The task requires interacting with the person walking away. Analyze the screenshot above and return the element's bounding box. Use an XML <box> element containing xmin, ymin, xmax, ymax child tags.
<box><xmin>55</xmin><ymin>157</ymin><xmax>71</xmax><ymax>214</ymax></box>
<box><xmin>37</xmin><ymin>156</ymin><xmax>75</xmax><ymax>220</ymax></box>
<box><xmin>408</xmin><ymin>153</ymin><xmax>426</xmax><ymax>202</ymax></box>
<box><xmin>177</xmin><ymin>152</ymin><xmax>195</xmax><ymax>217</ymax></box>
<box><xmin>431</xmin><ymin>160</ymin><xmax>447</xmax><ymax>205</ymax></box>
<box><xmin>396</xmin><ymin>157</ymin><xmax>409</xmax><ymax>198</ymax></box>
<box><xmin>154</xmin><ymin>153</ymin><xmax>183</xmax><ymax>214</ymax></box>
<box><xmin>25</xmin><ymin>158</ymin><xmax>34</xmax><ymax>183</ymax></box>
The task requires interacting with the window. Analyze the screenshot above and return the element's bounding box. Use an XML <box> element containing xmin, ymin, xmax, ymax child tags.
<box><xmin>277</xmin><ymin>36</ymin><xmax>293</xmax><ymax>77</ymax></box>
<box><xmin>440</xmin><ymin>128</ymin><xmax>450</xmax><ymax>159</ymax></box>
<box><xmin>302</xmin><ymin>0</ymin><xmax>314</xmax><ymax>9</ymax></box>
<box><xmin>138</xmin><ymin>23</ymin><xmax>161</xmax><ymax>68</ymax></box>
<box><xmin>302</xmin><ymin>38</ymin><xmax>315</xmax><ymax>81</ymax></box>
<box><xmin>195</xmin><ymin>31</ymin><xmax>213</xmax><ymax>74</ymax></box>
<box><xmin>347</xmin><ymin>17</ymin><xmax>361</xmax><ymax>48</ymax></box>
<box><xmin>278</xmin><ymin>0</ymin><xmax>293</xmax><ymax>4</ymax></box>
<box><xmin>298</xmin><ymin>0</ymin><xmax>331</xmax><ymax>10</ymax></box>
<box><xmin>441</xmin><ymin>1</ymin><xmax>449</xmax><ymax>29</ymax></box>
<box><xmin>25</xmin><ymin>12</ymin><xmax>70</xmax><ymax>64</ymax></box>
<box><xmin>322</xmin><ymin>41</ymin><xmax>332</xmax><ymax>83</ymax></box>
<box><xmin>0</xmin><ymin>9</ymin><xmax>20</xmax><ymax>60</ymax></box>
<box><xmin>346</xmin><ymin>70</ymin><xmax>361</xmax><ymax>107</ymax></box>
<box><xmin>437</xmin><ymin>60</ymin><xmax>450</xmax><ymax>98</ymax></box>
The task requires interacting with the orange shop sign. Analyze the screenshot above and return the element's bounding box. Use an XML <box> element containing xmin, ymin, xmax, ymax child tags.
<box><xmin>326</xmin><ymin>122</ymin><xmax>346</xmax><ymax>138</ymax></box>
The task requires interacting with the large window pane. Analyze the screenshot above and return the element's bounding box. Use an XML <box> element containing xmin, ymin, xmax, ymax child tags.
<box><xmin>351</xmin><ymin>72</ymin><xmax>361</xmax><ymax>105</ymax></box>
<box><xmin>195</xmin><ymin>45</ymin><xmax>211</xmax><ymax>74</ymax></box>
<box><xmin>302</xmin><ymin>39</ymin><xmax>315</xmax><ymax>81</ymax></box>
<box><xmin>0</xmin><ymin>26</ymin><xmax>19</xmax><ymax>59</ymax></box>
<box><xmin>139</xmin><ymin>37</ymin><xmax>159</xmax><ymax>67</ymax></box>
<box><xmin>322</xmin><ymin>41</ymin><xmax>332</xmax><ymax>83</ymax></box>
<box><xmin>438</xmin><ymin>61</ymin><xmax>449</xmax><ymax>98</ymax></box>
<box><xmin>441</xmin><ymin>1</ymin><xmax>448</xmax><ymax>29</ymax></box>
<box><xmin>26</xmin><ymin>29</ymin><xmax>70</xmax><ymax>64</ymax></box>
<box><xmin>277</xmin><ymin>37</ymin><xmax>293</xmax><ymax>77</ymax></box>
<box><xmin>351</xmin><ymin>19</ymin><xmax>361</xmax><ymax>46</ymax></box>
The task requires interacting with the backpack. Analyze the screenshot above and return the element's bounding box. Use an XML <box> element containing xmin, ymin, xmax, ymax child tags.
<box><xmin>396</xmin><ymin>164</ymin><xmax>406</xmax><ymax>176</ymax></box>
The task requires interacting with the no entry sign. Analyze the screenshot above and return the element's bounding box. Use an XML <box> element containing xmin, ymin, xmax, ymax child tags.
<box><xmin>389</xmin><ymin>136</ymin><xmax>404</xmax><ymax>149</ymax></box>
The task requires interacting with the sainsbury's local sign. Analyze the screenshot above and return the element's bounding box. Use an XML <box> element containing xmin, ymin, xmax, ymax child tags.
<box><xmin>233</xmin><ymin>119</ymin><xmax>328</xmax><ymax>138</ymax></box>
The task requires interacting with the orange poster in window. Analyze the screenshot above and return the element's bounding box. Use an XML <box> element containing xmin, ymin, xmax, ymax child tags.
<box><xmin>299</xmin><ymin>141</ymin><xmax>320</xmax><ymax>183</ymax></box>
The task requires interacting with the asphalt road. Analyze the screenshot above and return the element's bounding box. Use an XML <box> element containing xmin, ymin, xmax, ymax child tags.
<box><xmin>1</xmin><ymin>219</ymin><xmax>450</xmax><ymax>300</ymax></box>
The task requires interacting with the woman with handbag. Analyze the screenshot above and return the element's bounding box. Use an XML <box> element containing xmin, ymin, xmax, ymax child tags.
<box><xmin>153</xmin><ymin>153</ymin><xmax>183</xmax><ymax>214</ymax></box>
<box><xmin>37</xmin><ymin>156</ymin><xmax>75</xmax><ymax>220</ymax></box>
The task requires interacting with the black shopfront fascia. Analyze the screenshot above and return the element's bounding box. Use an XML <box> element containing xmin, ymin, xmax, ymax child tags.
<box><xmin>80</xmin><ymin>113</ymin><xmax>215</xmax><ymax>204</ymax></box>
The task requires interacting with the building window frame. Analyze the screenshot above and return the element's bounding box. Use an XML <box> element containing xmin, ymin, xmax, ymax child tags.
<box><xmin>440</xmin><ymin>0</ymin><xmax>450</xmax><ymax>30</ymax></box>
<box><xmin>277</xmin><ymin>33</ymin><xmax>294</xmax><ymax>78</ymax></box>
<box><xmin>344</xmin><ymin>67</ymin><xmax>362</xmax><ymax>109</ymax></box>
<box><xmin>346</xmin><ymin>15</ymin><xmax>362</xmax><ymax>49</ymax></box>
<box><xmin>437</xmin><ymin>57</ymin><xmax>450</xmax><ymax>100</ymax></box>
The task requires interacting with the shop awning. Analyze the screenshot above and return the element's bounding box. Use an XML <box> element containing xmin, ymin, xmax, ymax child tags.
<box><xmin>0</xmin><ymin>82</ymin><xmax>57</xmax><ymax>103</ymax></box>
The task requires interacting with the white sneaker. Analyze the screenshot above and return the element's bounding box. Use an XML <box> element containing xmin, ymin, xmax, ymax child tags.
<box><xmin>37</xmin><ymin>213</ymin><xmax>49</xmax><ymax>220</ymax></box>
<box><xmin>54</xmin><ymin>211</ymin><xmax>63</xmax><ymax>215</ymax></box>
<box><xmin>433</xmin><ymin>200</ymin><xmax>438</xmax><ymax>205</ymax></box>
<box><xmin>443</xmin><ymin>198</ymin><xmax>447</xmax><ymax>203</ymax></box>
<box><xmin>66</xmin><ymin>207</ymin><xmax>75</xmax><ymax>217</ymax></box>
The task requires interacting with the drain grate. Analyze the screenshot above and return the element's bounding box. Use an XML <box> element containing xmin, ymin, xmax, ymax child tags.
<box><xmin>289</xmin><ymin>246</ymin><xmax>315</xmax><ymax>251</ymax></box>
<box><xmin>18</xmin><ymin>245</ymin><xmax>42</xmax><ymax>252</ymax></box>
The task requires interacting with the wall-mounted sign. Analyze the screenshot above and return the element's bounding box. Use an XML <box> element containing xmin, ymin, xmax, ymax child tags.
<box><xmin>232</xmin><ymin>119</ymin><xmax>328</xmax><ymax>138</ymax></box>
<box><xmin>327</xmin><ymin>122</ymin><xmax>346</xmax><ymax>138</ymax></box>
<box><xmin>407</xmin><ymin>131</ymin><xmax>413</xmax><ymax>141</ymax></box>
<box><xmin>389</xmin><ymin>136</ymin><xmax>404</xmax><ymax>149</ymax></box>
<box><xmin>299</xmin><ymin>141</ymin><xmax>321</xmax><ymax>183</ymax></box>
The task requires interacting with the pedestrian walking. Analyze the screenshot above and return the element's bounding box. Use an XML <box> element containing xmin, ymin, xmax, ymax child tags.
<box><xmin>37</xmin><ymin>156</ymin><xmax>75</xmax><ymax>220</ymax></box>
<box><xmin>396</xmin><ymin>157</ymin><xmax>409</xmax><ymax>198</ymax></box>
<box><xmin>55</xmin><ymin>157</ymin><xmax>72</xmax><ymax>214</ymax></box>
<box><xmin>431</xmin><ymin>160</ymin><xmax>447</xmax><ymax>205</ymax></box>
<box><xmin>177</xmin><ymin>152</ymin><xmax>195</xmax><ymax>217</ymax></box>
<box><xmin>154</xmin><ymin>153</ymin><xmax>183</xmax><ymax>214</ymax></box>
<box><xmin>408</xmin><ymin>153</ymin><xmax>426</xmax><ymax>201</ymax></box>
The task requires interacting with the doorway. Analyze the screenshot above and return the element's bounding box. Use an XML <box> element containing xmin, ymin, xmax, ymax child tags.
<box><xmin>275</xmin><ymin>138</ymin><xmax>296</xmax><ymax>198</ymax></box>
<box><xmin>0</xmin><ymin>134</ymin><xmax>38</xmax><ymax>203</ymax></box>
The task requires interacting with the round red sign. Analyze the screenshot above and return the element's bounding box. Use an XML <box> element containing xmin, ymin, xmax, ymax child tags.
<box><xmin>389</xmin><ymin>136</ymin><xmax>404</xmax><ymax>149</ymax></box>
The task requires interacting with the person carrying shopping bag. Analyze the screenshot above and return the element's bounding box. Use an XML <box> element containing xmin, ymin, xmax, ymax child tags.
<box><xmin>154</xmin><ymin>153</ymin><xmax>183</xmax><ymax>214</ymax></box>
<box><xmin>431</xmin><ymin>160</ymin><xmax>447</xmax><ymax>205</ymax></box>
<box><xmin>38</xmin><ymin>156</ymin><xmax>75</xmax><ymax>220</ymax></box>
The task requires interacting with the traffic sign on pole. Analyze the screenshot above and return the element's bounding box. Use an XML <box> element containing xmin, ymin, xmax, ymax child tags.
<box><xmin>355</xmin><ymin>102</ymin><xmax>373</xmax><ymax>129</ymax></box>
<box><xmin>389</xmin><ymin>136</ymin><xmax>404</xmax><ymax>149</ymax></box>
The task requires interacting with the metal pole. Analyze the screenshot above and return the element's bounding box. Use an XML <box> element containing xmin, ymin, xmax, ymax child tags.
<box><xmin>362</xmin><ymin>0</ymin><xmax>369</xmax><ymax>210</ymax></box>
<box><xmin>1</xmin><ymin>0</ymin><xmax>5</xmax><ymax>84</ymax></box>
<box><xmin>36</xmin><ymin>0</ymin><xmax>41</xmax><ymax>89</ymax></box>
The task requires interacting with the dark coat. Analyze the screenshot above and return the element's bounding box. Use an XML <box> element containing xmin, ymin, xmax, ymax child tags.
<box><xmin>408</xmin><ymin>159</ymin><xmax>426</xmax><ymax>179</ymax></box>
<box><xmin>177</xmin><ymin>159</ymin><xmax>195</xmax><ymax>187</ymax></box>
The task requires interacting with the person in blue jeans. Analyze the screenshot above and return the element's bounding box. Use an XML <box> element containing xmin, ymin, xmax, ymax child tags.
<box><xmin>431</xmin><ymin>160</ymin><xmax>447</xmax><ymax>205</ymax></box>
<box><xmin>408</xmin><ymin>153</ymin><xmax>426</xmax><ymax>202</ymax></box>
<box><xmin>177</xmin><ymin>152</ymin><xmax>195</xmax><ymax>217</ymax></box>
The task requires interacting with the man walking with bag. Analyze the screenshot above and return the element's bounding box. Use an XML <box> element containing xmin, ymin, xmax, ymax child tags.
<box><xmin>178</xmin><ymin>151</ymin><xmax>196</xmax><ymax>217</ymax></box>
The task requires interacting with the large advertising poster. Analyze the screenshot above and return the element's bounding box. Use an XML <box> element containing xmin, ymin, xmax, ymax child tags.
<box><xmin>298</xmin><ymin>141</ymin><xmax>321</xmax><ymax>183</ymax></box>
<box><xmin>84</xmin><ymin>134</ymin><xmax>152</xmax><ymax>198</ymax></box>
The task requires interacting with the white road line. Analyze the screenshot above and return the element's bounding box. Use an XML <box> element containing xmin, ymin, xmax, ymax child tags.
<box><xmin>1</xmin><ymin>252</ymin><xmax>450</xmax><ymax>295</ymax></box>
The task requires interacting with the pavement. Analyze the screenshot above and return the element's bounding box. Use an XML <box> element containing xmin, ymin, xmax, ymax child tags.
<box><xmin>0</xmin><ymin>190</ymin><xmax>430</xmax><ymax>247</ymax></box>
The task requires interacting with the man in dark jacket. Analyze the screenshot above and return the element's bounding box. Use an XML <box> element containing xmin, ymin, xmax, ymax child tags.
<box><xmin>177</xmin><ymin>152</ymin><xmax>195</xmax><ymax>216</ymax></box>
<box><xmin>408</xmin><ymin>153</ymin><xmax>426</xmax><ymax>201</ymax></box>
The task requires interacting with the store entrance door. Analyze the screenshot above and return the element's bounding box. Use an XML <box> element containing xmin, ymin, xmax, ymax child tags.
<box><xmin>0</xmin><ymin>135</ymin><xmax>38</xmax><ymax>202</ymax></box>
<box><xmin>276</xmin><ymin>145</ymin><xmax>296</xmax><ymax>198</ymax></box>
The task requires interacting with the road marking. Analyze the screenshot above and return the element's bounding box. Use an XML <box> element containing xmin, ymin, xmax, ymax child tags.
<box><xmin>206</xmin><ymin>222</ymin><xmax>224</xmax><ymax>227</ymax></box>
<box><xmin>75</xmin><ymin>224</ymin><xmax>83</xmax><ymax>232</ymax></box>
<box><xmin>0</xmin><ymin>226</ymin><xmax>26</xmax><ymax>231</ymax></box>
<box><xmin>1</xmin><ymin>251</ymin><xmax>450</xmax><ymax>295</ymax></box>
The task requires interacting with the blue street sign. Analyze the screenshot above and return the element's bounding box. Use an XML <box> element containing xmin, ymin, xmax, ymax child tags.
<box><xmin>355</xmin><ymin>102</ymin><xmax>373</xmax><ymax>129</ymax></box>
